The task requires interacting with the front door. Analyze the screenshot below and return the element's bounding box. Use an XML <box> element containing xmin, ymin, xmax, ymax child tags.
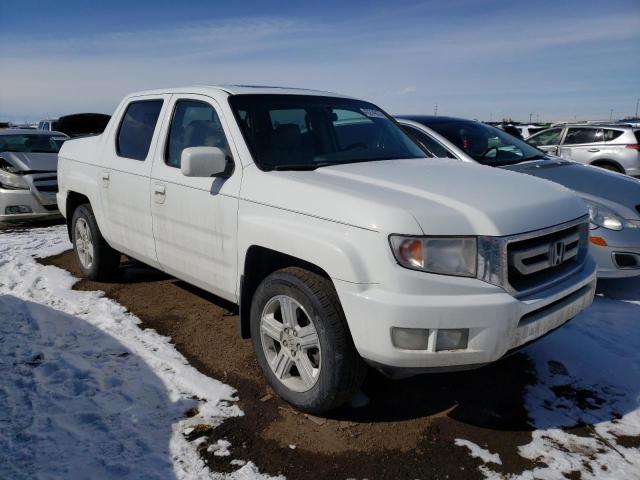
<box><xmin>527</xmin><ymin>127</ymin><xmax>564</xmax><ymax>155</ymax></box>
<box><xmin>150</xmin><ymin>94</ymin><xmax>241</xmax><ymax>301</ymax></box>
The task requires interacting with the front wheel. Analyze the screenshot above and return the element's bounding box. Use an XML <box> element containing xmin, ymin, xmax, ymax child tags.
<box><xmin>71</xmin><ymin>204</ymin><xmax>120</xmax><ymax>281</ymax></box>
<box><xmin>250</xmin><ymin>267</ymin><xmax>366</xmax><ymax>413</ymax></box>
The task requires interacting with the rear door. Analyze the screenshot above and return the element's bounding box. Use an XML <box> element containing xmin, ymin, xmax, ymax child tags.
<box><xmin>99</xmin><ymin>95</ymin><xmax>169</xmax><ymax>268</ymax></box>
<box><xmin>149</xmin><ymin>94</ymin><xmax>241</xmax><ymax>301</ymax></box>
<box><xmin>558</xmin><ymin>127</ymin><xmax>601</xmax><ymax>165</ymax></box>
<box><xmin>526</xmin><ymin>127</ymin><xmax>564</xmax><ymax>155</ymax></box>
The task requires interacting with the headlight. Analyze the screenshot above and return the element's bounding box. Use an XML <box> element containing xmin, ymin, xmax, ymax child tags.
<box><xmin>584</xmin><ymin>199</ymin><xmax>637</xmax><ymax>231</ymax></box>
<box><xmin>0</xmin><ymin>159</ymin><xmax>29</xmax><ymax>190</ymax></box>
<box><xmin>389</xmin><ymin>235</ymin><xmax>477</xmax><ymax>277</ymax></box>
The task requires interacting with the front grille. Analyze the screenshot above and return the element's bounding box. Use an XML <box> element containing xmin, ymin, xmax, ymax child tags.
<box><xmin>506</xmin><ymin>222</ymin><xmax>588</xmax><ymax>294</ymax></box>
<box><xmin>477</xmin><ymin>216</ymin><xmax>590</xmax><ymax>298</ymax></box>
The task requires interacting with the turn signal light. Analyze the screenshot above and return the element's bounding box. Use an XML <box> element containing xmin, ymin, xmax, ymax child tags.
<box><xmin>590</xmin><ymin>236</ymin><xmax>608</xmax><ymax>247</ymax></box>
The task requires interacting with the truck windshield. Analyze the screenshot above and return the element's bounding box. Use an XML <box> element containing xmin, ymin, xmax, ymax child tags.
<box><xmin>427</xmin><ymin>120</ymin><xmax>546</xmax><ymax>166</ymax></box>
<box><xmin>0</xmin><ymin>134</ymin><xmax>66</xmax><ymax>153</ymax></box>
<box><xmin>229</xmin><ymin>94</ymin><xmax>425</xmax><ymax>170</ymax></box>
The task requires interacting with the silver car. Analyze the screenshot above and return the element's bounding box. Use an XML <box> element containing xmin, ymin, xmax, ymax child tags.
<box><xmin>397</xmin><ymin>116</ymin><xmax>640</xmax><ymax>278</ymax></box>
<box><xmin>526</xmin><ymin>123</ymin><xmax>640</xmax><ymax>177</ymax></box>
<box><xmin>0</xmin><ymin>129</ymin><xmax>68</xmax><ymax>223</ymax></box>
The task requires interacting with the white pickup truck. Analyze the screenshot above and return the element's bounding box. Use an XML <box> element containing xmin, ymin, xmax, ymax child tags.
<box><xmin>57</xmin><ymin>86</ymin><xmax>597</xmax><ymax>412</ymax></box>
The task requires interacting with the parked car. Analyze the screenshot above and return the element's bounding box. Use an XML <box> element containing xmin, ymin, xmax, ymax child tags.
<box><xmin>0</xmin><ymin>129</ymin><xmax>68</xmax><ymax>222</ymax></box>
<box><xmin>397</xmin><ymin>116</ymin><xmax>640</xmax><ymax>278</ymax></box>
<box><xmin>526</xmin><ymin>123</ymin><xmax>640</xmax><ymax>177</ymax></box>
<box><xmin>57</xmin><ymin>86</ymin><xmax>596</xmax><ymax>412</ymax></box>
<box><xmin>38</xmin><ymin>113</ymin><xmax>111</xmax><ymax>138</ymax></box>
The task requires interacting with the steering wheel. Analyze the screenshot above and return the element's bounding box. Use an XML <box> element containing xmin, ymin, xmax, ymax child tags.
<box><xmin>479</xmin><ymin>146</ymin><xmax>499</xmax><ymax>157</ymax></box>
<box><xmin>342</xmin><ymin>142</ymin><xmax>368</xmax><ymax>151</ymax></box>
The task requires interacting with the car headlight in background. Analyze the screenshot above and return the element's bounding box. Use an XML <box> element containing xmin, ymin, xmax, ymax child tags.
<box><xmin>0</xmin><ymin>158</ymin><xmax>30</xmax><ymax>190</ymax></box>
<box><xmin>584</xmin><ymin>199</ymin><xmax>638</xmax><ymax>231</ymax></box>
<box><xmin>389</xmin><ymin>235</ymin><xmax>477</xmax><ymax>276</ymax></box>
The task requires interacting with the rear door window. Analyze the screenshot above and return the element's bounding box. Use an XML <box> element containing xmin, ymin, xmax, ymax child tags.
<box><xmin>116</xmin><ymin>100</ymin><xmax>163</xmax><ymax>160</ymax></box>
<box><xmin>563</xmin><ymin>128</ymin><xmax>599</xmax><ymax>145</ymax></box>
<box><xmin>527</xmin><ymin>128</ymin><xmax>563</xmax><ymax>146</ymax></box>
<box><xmin>603</xmin><ymin>129</ymin><xmax>624</xmax><ymax>142</ymax></box>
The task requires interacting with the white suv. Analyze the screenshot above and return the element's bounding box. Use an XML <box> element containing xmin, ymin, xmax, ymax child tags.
<box><xmin>56</xmin><ymin>86</ymin><xmax>597</xmax><ymax>412</ymax></box>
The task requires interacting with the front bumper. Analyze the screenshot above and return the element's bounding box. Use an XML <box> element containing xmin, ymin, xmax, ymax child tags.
<box><xmin>590</xmin><ymin>227</ymin><xmax>640</xmax><ymax>278</ymax></box>
<box><xmin>335</xmin><ymin>255</ymin><xmax>597</xmax><ymax>374</ymax></box>
<box><xmin>0</xmin><ymin>187</ymin><xmax>61</xmax><ymax>223</ymax></box>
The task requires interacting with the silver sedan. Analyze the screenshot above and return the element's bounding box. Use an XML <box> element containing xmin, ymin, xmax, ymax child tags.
<box><xmin>0</xmin><ymin>129</ymin><xmax>68</xmax><ymax>223</ymax></box>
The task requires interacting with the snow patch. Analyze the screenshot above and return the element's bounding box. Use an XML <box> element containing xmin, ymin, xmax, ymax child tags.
<box><xmin>454</xmin><ymin>439</ymin><xmax>502</xmax><ymax>465</ymax></box>
<box><xmin>0</xmin><ymin>225</ymin><xmax>277</xmax><ymax>479</ymax></box>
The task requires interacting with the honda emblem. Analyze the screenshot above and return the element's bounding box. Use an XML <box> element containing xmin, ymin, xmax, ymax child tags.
<box><xmin>550</xmin><ymin>241</ymin><xmax>565</xmax><ymax>267</ymax></box>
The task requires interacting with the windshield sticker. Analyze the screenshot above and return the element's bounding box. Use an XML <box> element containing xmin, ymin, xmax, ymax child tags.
<box><xmin>360</xmin><ymin>108</ymin><xmax>386</xmax><ymax>119</ymax></box>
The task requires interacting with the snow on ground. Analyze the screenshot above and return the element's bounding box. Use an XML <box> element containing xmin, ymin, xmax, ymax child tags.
<box><xmin>0</xmin><ymin>226</ymin><xmax>277</xmax><ymax>480</ymax></box>
<box><xmin>479</xmin><ymin>278</ymin><xmax>640</xmax><ymax>480</ymax></box>
<box><xmin>454</xmin><ymin>439</ymin><xmax>502</xmax><ymax>465</ymax></box>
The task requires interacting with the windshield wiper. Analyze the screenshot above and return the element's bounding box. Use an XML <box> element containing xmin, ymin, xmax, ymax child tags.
<box><xmin>518</xmin><ymin>154</ymin><xmax>547</xmax><ymax>162</ymax></box>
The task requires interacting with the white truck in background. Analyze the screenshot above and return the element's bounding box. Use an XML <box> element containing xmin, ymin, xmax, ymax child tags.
<box><xmin>57</xmin><ymin>86</ymin><xmax>597</xmax><ymax>413</ymax></box>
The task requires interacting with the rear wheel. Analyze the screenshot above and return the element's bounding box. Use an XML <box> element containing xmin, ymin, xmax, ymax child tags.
<box><xmin>71</xmin><ymin>204</ymin><xmax>120</xmax><ymax>280</ymax></box>
<box><xmin>250</xmin><ymin>267</ymin><xmax>366</xmax><ymax>413</ymax></box>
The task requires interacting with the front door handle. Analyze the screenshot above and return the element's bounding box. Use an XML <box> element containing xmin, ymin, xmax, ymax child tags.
<box><xmin>587</xmin><ymin>148</ymin><xmax>600</xmax><ymax>152</ymax></box>
<box><xmin>101</xmin><ymin>171</ymin><xmax>110</xmax><ymax>187</ymax></box>
<box><xmin>153</xmin><ymin>183</ymin><xmax>166</xmax><ymax>204</ymax></box>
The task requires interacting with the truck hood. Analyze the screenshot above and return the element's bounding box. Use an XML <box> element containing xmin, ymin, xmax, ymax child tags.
<box><xmin>244</xmin><ymin>158</ymin><xmax>587</xmax><ymax>236</ymax></box>
<box><xmin>0</xmin><ymin>151</ymin><xmax>58</xmax><ymax>172</ymax></box>
<box><xmin>502</xmin><ymin>159</ymin><xmax>640</xmax><ymax>219</ymax></box>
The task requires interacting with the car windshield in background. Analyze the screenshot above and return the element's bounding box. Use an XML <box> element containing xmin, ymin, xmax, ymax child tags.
<box><xmin>428</xmin><ymin>121</ymin><xmax>546</xmax><ymax>166</ymax></box>
<box><xmin>229</xmin><ymin>94</ymin><xmax>425</xmax><ymax>170</ymax></box>
<box><xmin>0</xmin><ymin>134</ymin><xmax>66</xmax><ymax>153</ymax></box>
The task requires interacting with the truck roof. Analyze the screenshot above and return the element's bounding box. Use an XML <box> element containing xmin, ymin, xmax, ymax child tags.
<box><xmin>126</xmin><ymin>84</ymin><xmax>355</xmax><ymax>99</ymax></box>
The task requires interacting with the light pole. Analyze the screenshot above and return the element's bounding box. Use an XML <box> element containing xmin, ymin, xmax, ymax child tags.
<box><xmin>636</xmin><ymin>97</ymin><xmax>639</xmax><ymax>119</ymax></box>
<box><xmin>529</xmin><ymin>113</ymin><xmax>533</xmax><ymax>123</ymax></box>
<box><xmin>610</xmin><ymin>109</ymin><xmax>614</xmax><ymax>122</ymax></box>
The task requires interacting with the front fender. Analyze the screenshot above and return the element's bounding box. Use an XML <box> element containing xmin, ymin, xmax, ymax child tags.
<box><xmin>237</xmin><ymin>199</ymin><xmax>383</xmax><ymax>286</ymax></box>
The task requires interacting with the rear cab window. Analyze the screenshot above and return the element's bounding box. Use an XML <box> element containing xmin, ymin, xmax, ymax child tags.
<box><xmin>116</xmin><ymin>100</ymin><xmax>164</xmax><ymax>160</ymax></box>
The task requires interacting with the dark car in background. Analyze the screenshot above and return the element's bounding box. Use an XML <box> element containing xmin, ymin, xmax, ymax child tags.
<box><xmin>38</xmin><ymin>113</ymin><xmax>111</xmax><ymax>138</ymax></box>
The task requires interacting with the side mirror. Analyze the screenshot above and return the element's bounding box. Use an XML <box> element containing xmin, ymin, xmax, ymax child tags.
<box><xmin>180</xmin><ymin>147</ymin><xmax>230</xmax><ymax>178</ymax></box>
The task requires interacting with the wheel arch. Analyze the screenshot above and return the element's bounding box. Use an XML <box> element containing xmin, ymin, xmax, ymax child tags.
<box><xmin>239</xmin><ymin>245</ymin><xmax>333</xmax><ymax>339</ymax></box>
<box><xmin>65</xmin><ymin>191</ymin><xmax>91</xmax><ymax>240</ymax></box>
<box><xmin>590</xmin><ymin>158</ymin><xmax>625</xmax><ymax>174</ymax></box>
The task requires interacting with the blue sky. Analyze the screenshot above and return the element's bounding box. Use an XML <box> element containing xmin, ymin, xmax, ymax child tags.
<box><xmin>1</xmin><ymin>0</ymin><xmax>639</xmax><ymax>123</ymax></box>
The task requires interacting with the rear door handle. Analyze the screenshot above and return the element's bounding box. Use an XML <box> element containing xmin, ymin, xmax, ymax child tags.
<box><xmin>587</xmin><ymin>148</ymin><xmax>600</xmax><ymax>152</ymax></box>
<box><xmin>153</xmin><ymin>183</ymin><xmax>166</xmax><ymax>204</ymax></box>
<box><xmin>101</xmin><ymin>171</ymin><xmax>110</xmax><ymax>187</ymax></box>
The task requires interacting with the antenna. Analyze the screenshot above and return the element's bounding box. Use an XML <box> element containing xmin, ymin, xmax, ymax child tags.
<box><xmin>434</xmin><ymin>103</ymin><xmax>438</xmax><ymax>115</ymax></box>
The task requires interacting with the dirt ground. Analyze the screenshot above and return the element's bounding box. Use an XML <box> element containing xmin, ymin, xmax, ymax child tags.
<box><xmin>41</xmin><ymin>250</ymin><xmax>570</xmax><ymax>480</ymax></box>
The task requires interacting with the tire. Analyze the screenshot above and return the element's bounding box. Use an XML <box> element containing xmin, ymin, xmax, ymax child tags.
<box><xmin>71</xmin><ymin>204</ymin><xmax>120</xmax><ymax>281</ymax></box>
<box><xmin>250</xmin><ymin>267</ymin><xmax>367</xmax><ymax>413</ymax></box>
